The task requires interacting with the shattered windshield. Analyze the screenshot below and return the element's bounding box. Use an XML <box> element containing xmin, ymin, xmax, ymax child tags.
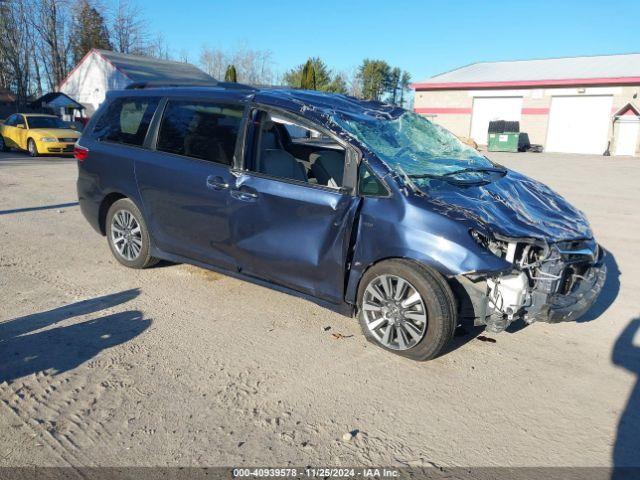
<box><xmin>334</xmin><ymin>111</ymin><xmax>505</xmax><ymax>185</ymax></box>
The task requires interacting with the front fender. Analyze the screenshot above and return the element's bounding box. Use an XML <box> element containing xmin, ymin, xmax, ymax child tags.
<box><xmin>344</xmin><ymin>196</ymin><xmax>510</xmax><ymax>304</ymax></box>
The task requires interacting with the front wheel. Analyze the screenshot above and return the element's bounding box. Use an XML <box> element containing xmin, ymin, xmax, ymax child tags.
<box><xmin>105</xmin><ymin>198</ymin><xmax>159</xmax><ymax>269</ymax></box>
<box><xmin>27</xmin><ymin>138</ymin><xmax>39</xmax><ymax>157</ymax></box>
<box><xmin>357</xmin><ymin>259</ymin><xmax>456</xmax><ymax>361</ymax></box>
<box><xmin>0</xmin><ymin>136</ymin><xmax>9</xmax><ymax>152</ymax></box>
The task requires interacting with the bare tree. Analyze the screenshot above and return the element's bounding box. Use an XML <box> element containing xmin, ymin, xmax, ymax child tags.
<box><xmin>199</xmin><ymin>43</ymin><xmax>275</xmax><ymax>85</ymax></box>
<box><xmin>0</xmin><ymin>0</ymin><xmax>33</xmax><ymax>104</ymax></box>
<box><xmin>200</xmin><ymin>45</ymin><xmax>227</xmax><ymax>80</ymax></box>
<box><xmin>144</xmin><ymin>32</ymin><xmax>170</xmax><ymax>59</ymax></box>
<box><xmin>32</xmin><ymin>0</ymin><xmax>74</xmax><ymax>90</ymax></box>
<box><xmin>345</xmin><ymin>67</ymin><xmax>362</xmax><ymax>98</ymax></box>
<box><xmin>110</xmin><ymin>0</ymin><xmax>148</xmax><ymax>54</ymax></box>
<box><xmin>178</xmin><ymin>48</ymin><xmax>190</xmax><ymax>64</ymax></box>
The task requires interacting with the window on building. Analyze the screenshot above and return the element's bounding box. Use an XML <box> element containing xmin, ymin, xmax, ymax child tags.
<box><xmin>93</xmin><ymin>96</ymin><xmax>161</xmax><ymax>146</ymax></box>
<box><xmin>156</xmin><ymin>100</ymin><xmax>244</xmax><ymax>165</ymax></box>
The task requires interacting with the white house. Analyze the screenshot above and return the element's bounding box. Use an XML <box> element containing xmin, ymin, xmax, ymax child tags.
<box><xmin>59</xmin><ymin>49</ymin><xmax>215</xmax><ymax>116</ymax></box>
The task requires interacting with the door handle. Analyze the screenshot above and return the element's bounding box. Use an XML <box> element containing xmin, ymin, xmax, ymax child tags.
<box><xmin>230</xmin><ymin>187</ymin><xmax>259</xmax><ymax>201</ymax></box>
<box><xmin>206</xmin><ymin>175</ymin><xmax>229</xmax><ymax>190</ymax></box>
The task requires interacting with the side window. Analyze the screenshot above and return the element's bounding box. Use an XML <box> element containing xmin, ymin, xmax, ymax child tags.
<box><xmin>247</xmin><ymin>110</ymin><xmax>347</xmax><ymax>189</ymax></box>
<box><xmin>156</xmin><ymin>100</ymin><xmax>243</xmax><ymax>165</ymax></box>
<box><xmin>4</xmin><ymin>115</ymin><xmax>16</xmax><ymax>126</ymax></box>
<box><xmin>358</xmin><ymin>163</ymin><xmax>388</xmax><ymax>196</ymax></box>
<box><xmin>93</xmin><ymin>96</ymin><xmax>160</xmax><ymax>146</ymax></box>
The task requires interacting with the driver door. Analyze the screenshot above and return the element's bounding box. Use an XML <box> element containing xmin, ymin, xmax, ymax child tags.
<box><xmin>14</xmin><ymin>115</ymin><xmax>28</xmax><ymax>149</ymax></box>
<box><xmin>228</xmin><ymin>108</ymin><xmax>360</xmax><ymax>304</ymax></box>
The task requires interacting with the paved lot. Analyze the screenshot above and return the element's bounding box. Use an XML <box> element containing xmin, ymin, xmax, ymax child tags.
<box><xmin>0</xmin><ymin>149</ymin><xmax>639</xmax><ymax>468</ymax></box>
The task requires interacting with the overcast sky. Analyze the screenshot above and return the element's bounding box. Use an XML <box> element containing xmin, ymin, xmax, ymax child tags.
<box><xmin>136</xmin><ymin>0</ymin><xmax>640</xmax><ymax>81</ymax></box>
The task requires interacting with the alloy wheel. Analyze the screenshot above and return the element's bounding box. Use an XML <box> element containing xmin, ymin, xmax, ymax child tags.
<box><xmin>362</xmin><ymin>274</ymin><xmax>428</xmax><ymax>350</ymax></box>
<box><xmin>110</xmin><ymin>209</ymin><xmax>143</xmax><ymax>261</ymax></box>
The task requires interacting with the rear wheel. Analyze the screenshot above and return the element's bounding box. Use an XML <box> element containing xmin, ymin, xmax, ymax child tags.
<box><xmin>0</xmin><ymin>136</ymin><xmax>8</xmax><ymax>152</ymax></box>
<box><xmin>357</xmin><ymin>259</ymin><xmax>456</xmax><ymax>361</ymax></box>
<box><xmin>105</xmin><ymin>198</ymin><xmax>159</xmax><ymax>269</ymax></box>
<box><xmin>27</xmin><ymin>138</ymin><xmax>39</xmax><ymax>157</ymax></box>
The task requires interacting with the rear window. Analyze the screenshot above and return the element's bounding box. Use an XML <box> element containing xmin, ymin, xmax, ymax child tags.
<box><xmin>156</xmin><ymin>100</ymin><xmax>243</xmax><ymax>165</ymax></box>
<box><xmin>93</xmin><ymin>96</ymin><xmax>160</xmax><ymax>146</ymax></box>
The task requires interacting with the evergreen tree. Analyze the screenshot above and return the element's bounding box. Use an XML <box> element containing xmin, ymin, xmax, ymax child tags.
<box><xmin>388</xmin><ymin>67</ymin><xmax>401</xmax><ymax>105</ymax></box>
<box><xmin>357</xmin><ymin>59</ymin><xmax>391</xmax><ymax>101</ymax></box>
<box><xmin>326</xmin><ymin>72</ymin><xmax>348</xmax><ymax>94</ymax></box>
<box><xmin>224</xmin><ymin>64</ymin><xmax>237</xmax><ymax>82</ymax></box>
<box><xmin>72</xmin><ymin>0</ymin><xmax>111</xmax><ymax>64</ymax></box>
<box><xmin>300</xmin><ymin>59</ymin><xmax>317</xmax><ymax>90</ymax></box>
<box><xmin>283</xmin><ymin>57</ymin><xmax>347</xmax><ymax>94</ymax></box>
<box><xmin>399</xmin><ymin>71</ymin><xmax>411</xmax><ymax>108</ymax></box>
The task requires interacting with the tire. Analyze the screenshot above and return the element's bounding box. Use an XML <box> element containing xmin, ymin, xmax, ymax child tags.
<box><xmin>105</xmin><ymin>198</ymin><xmax>159</xmax><ymax>269</ymax></box>
<box><xmin>27</xmin><ymin>138</ymin><xmax>39</xmax><ymax>157</ymax></box>
<box><xmin>0</xmin><ymin>135</ymin><xmax>9</xmax><ymax>152</ymax></box>
<box><xmin>357</xmin><ymin>259</ymin><xmax>456</xmax><ymax>361</ymax></box>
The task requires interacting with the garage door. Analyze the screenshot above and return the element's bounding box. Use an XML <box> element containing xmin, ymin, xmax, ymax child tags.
<box><xmin>470</xmin><ymin>97</ymin><xmax>522</xmax><ymax>145</ymax></box>
<box><xmin>545</xmin><ymin>96</ymin><xmax>613</xmax><ymax>154</ymax></box>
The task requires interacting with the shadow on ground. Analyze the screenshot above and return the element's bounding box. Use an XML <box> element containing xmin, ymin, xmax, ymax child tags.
<box><xmin>0</xmin><ymin>202</ymin><xmax>79</xmax><ymax>215</ymax></box>
<box><xmin>0</xmin><ymin>289</ymin><xmax>150</xmax><ymax>383</ymax></box>
<box><xmin>612</xmin><ymin>317</ymin><xmax>640</xmax><ymax>477</ymax></box>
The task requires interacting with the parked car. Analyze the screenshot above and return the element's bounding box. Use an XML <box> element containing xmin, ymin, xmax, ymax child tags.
<box><xmin>0</xmin><ymin>113</ymin><xmax>81</xmax><ymax>156</ymax></box>
<box><xmin>76</xmin><ymin>86</ymin><xmax>606</xmax><ymax>360</ymax></box>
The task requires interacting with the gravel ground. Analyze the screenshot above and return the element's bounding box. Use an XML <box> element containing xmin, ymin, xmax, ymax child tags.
<box><xmin>0</xmin><ymin>150</ymin><xmax>638</xmax><ymax>468</ymax></box>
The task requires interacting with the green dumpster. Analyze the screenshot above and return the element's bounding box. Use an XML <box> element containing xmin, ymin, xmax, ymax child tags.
<box><xmin>487</xmin><ymin>132</ymin><xmax>519</xmax><ymax>152</ymax></box>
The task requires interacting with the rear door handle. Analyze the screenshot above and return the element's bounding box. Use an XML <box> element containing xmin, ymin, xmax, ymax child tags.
<box><xmin>206</xmin><ymin>175</ymin><xmax>229</xmax><ymax>190</ymax></box>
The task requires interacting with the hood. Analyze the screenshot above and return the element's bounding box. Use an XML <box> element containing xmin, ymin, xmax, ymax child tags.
<box><xmin>420</xmin><ymin>169</ymin><xmax>592</xmax><ymax>242</ymax></box>
<box><xmin>31</xmin><ymin>128</ymin><xmax>81</xmax><ymax>139</ymax></box>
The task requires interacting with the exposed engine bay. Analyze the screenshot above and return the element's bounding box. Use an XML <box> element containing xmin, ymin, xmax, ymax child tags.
<box><xmin>458</xmin><ymin>231</ymin><xmax>607</xmax><ymax>333</ymax></box>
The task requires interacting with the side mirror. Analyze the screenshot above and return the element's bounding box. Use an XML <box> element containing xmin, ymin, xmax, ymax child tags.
<box><xmin>17</xmin><ymin>124</ymin><xmax>25</xmax><ymax>129</ymax></box>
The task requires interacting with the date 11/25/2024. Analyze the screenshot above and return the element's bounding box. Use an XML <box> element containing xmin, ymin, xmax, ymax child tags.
<box><xmin>232</xmin><ymin>468</ymin><xmax>400</xmax><ymax>477</ymax></box>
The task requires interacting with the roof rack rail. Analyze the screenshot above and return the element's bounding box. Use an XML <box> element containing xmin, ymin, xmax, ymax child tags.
<box><xmin>125</xmin><ymin>81</ymin><xmax>219</xmax><ymax>90</ymax></box>
<box><xmin>124</xmin><ymin>80</ymin><xmax>258</xmax><ymax>92</ymax></box>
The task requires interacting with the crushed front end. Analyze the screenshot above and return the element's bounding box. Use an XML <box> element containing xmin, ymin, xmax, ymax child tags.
<box><xmin>459</xmin><ymin>232</ymin><xmax>607</xmax><ymax>333</ymax></box>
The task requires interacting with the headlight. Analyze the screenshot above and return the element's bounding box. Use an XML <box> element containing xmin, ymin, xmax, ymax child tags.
<box><xmin>39</xmin><ymin>137</ymin><xmax>57</xmax><ymax>142</ymax></box>
<box><xmin>470</xmin><ymin>229</ymin><xmax>508</xmax><ymax>258</ymax></box>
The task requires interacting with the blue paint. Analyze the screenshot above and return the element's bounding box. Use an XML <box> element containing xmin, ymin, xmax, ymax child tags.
<box><xmin>77</xmin><ymin>86</ymin><xmax>595</xmax><ymax>315</ymax></box>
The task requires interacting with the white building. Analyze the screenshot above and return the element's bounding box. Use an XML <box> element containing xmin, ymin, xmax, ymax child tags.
<box><xmin>413</xmin><ymin>53</ymin><xmax>640</xmax><ymax>156</ymax></box>
<box><xmin>59</xmin><ymin>49</ymin><xmax>215</xmax><ymax>116</ymax></box>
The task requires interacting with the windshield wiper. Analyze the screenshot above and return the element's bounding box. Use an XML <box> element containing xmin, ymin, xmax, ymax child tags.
<box><xmin>441</xmin><ymin>166</ymin><xmax>507</xmax><ymax>177</ymax></box>
<box><xmin>394</xmin><ymin>165</ymin><xmax>425</xmax><ymax>196</ymax></box>
<box><xmin>407</xmin><ymin>166</ymin><xmax>507</xmax><ymax>185</ymax></box>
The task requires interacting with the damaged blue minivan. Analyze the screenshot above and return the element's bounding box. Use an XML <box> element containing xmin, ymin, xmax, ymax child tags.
<box><xmin>76</xmin><ymin>84</ymin><xmax>606</xmax><ymax>360</ymax></box>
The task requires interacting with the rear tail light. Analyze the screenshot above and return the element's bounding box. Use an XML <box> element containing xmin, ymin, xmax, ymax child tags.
<box><xmin>74</xmin><ymin>144</ymin><xmax>89</xmax><ymax>161</ymax></box>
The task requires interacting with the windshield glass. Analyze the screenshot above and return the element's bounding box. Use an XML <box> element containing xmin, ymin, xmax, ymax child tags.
<box><xmin>333</xmin><ymin>111</ymin><xmax>501</xmax><ymax>183</ymax></box>
<box><xmin>26</xmin><ymin>116</ymin><xmax>70</xmax><ymax>129</ymax></box>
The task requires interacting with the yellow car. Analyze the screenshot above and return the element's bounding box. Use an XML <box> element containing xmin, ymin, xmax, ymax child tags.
<box><xmin>0</xmin><ymin>113</ymin><xmax>81</xmax><ymax>157</ymax></box>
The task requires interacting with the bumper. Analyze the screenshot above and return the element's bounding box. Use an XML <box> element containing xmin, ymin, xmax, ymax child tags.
<box><xmin>544</xmin><ymin>251</ymin><xmax>607</xmax><ymax>322</ymax></box>
<box><xmin>39</xmin><ymin>141</ymin><xmax>75</xmax><ymax>154</ymax></box>
<box><xmin>77</xmin><ymin>176</ymin><xmax>103</xmax><ymax>234</ymax></box>
<box><xmin>468</xmin><ymin>242</ymin><xmax>608</xmax><ymax>331</ymax></box>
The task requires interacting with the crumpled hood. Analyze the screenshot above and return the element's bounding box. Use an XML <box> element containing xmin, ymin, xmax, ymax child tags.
<box><xmin>420</xmin><ymin>169</ymin><xmax>592</xmax><ymax>242</ymax></box>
